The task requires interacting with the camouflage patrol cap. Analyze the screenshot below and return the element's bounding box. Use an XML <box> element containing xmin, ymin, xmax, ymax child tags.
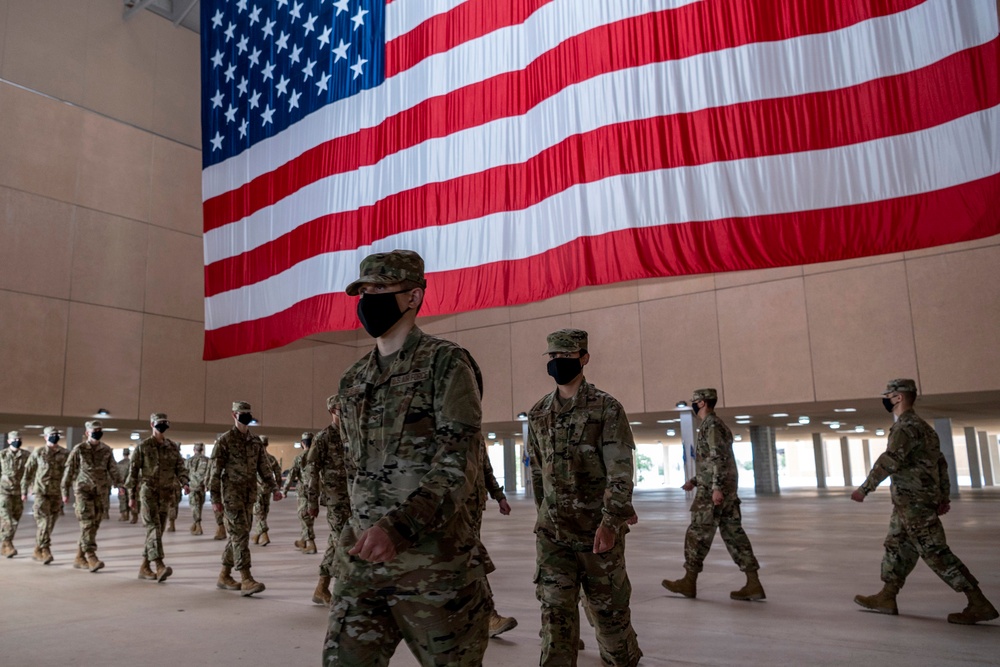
<box><xmin>121</xmin><ymin>448</ymin><xmax>130</xmax><ymax>455</ymax></box>
<box><xmin>42</xmin><ymin>426</ymin><xmax>61</xmax><ymax>437</ymax></box>
<box><xmin>301</xmin><ymin>431</ymin><xmax>315</xmax><ymax>440</ymax></box>
<box><xmin>7</xmin><ymin>431</ymin><xmax>20</xmax><ymax>440</ymax></box>
<box><xmin>150</xmin><ymin>412</ymin><xmax>168</xmax><ymax>423</ymax></box>
<box><xmin>86</xmin><ymin>420</ymin><xmax>103</xmax><ymax>430</ymax></box>
<box><xmin>232</xmin><ymin>401</ymin><xmax>252</xmax><ymax>413</ymax></box>
<box><xmin>545</xmin><ymin>329</ymin><xmax>589</xmax><ymax>355</ymax></box>
<box><xmin>691</xmin><ymin>388</ymin><xmax>718</xmax><ymax>402</ymax></box>
<box><xmin>193</xmin><ymin>442</ymin><xmax>204</xmax><ymax>451</ymax></box>
<box><xmin>883</xmin><ymin>378</ymin><xmax>918</xmax><ymax>395</ymax></box>
<box><xmin>345</xmin><ymin>249</ymin><xmax>426</xmax><ymax>296</ymax></box>
<box><xmin>326</xmin><ymin>394</ymin><xmax>340</xmax><ymax>411</ymax></box>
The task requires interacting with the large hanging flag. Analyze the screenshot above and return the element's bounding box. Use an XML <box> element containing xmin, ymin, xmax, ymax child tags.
<box><xmin>201</xmin><ymin>0</ymin><xmax>1000</xmax><ymax>360</ymax></box>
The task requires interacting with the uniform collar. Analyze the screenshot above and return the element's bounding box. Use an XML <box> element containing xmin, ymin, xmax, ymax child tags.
<box><xmin>360</xmin><ymin>326</ymin><xmax>425</xmax><ymax>387</ymax></box>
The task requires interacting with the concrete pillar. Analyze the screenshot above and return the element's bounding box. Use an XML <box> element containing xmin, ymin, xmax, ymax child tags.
<box><xmin>502</xmin><ymin>437</ymin><xmax>517</xmax><ymax>495</ymax></box>
<box><xmin>933</xmin><ymin>418</ymin><xmax>960</xmax><ymax>498</ymax></box>
<box><xmin>963</xmin><ymin>427</ymin><xmax>983</xmax><ymax>489</ymax></box>
<box><xmin>989</xmin><ymin>434</ymin><xmax>1000</xmax><ymax>486</ymax></box>
<box><xmin>811</xmin><ymin>433</ymin><xmax>827</xmax><ymax>489</ymax></box>
<box><xmin>839</xmin><ymin>436</ymin><xmax>853</xmax><ymax>487</ymax></box>
<box><xmin>679</xmin><ymin>410</ymin><xmax>696</xmax><ymax>486</ymax></box>
<box><xmin>521</xmin><ymin>420</ymin><xmax>532</xmax><ymax>499</ymax></box>
<box><xmin>978</xmin><ymin>431</ymin><xmax>994</xmax><ymax>487</ymax></box>
<box><xmin>749</xmin><ymin>425</ymin><xmax>780</xmax><ymax>495</ymax></box>
<box><xmin>862</xmin><ymin>439</ymin><xmax>872</xmax><ymax>475</ymax></box>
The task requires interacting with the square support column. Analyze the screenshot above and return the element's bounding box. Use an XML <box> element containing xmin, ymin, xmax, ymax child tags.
<box><xmin>749</xmin><ymin>425</ymin><xmax>779</xmax><ymax>495</ymax></box>
<box><xmin>978</xmin><ymin>431</ymin><xmax>994</xmax><ymax>486</ymax></box>
<box><xmin>811</xmin><ymin>433</ymin><xmax>827</xmax><ymax>489</ymax></box>
<box><xmin>963</xmin><ymin>427</ymin><xmax>983</xmax><ymax>489</ymax></box>
<box><xmin>933</xmin><ymin>418</ymin><xmax>960</xmax><ymax>498</ymax></box>
<box><xmin>989</xmin><ymin>434</ymin><xmax>1000</xmax><ymax>486</ymax></box>
<box><xmin>521</xmin><ymin>420</ymin><xmax>532</xmax><ymax>499</ymax></box>
<box><xmin>839</xmin><ymin>436</ymin><xmax>853</xmax><ymax>487</ymax></box>
<box><xmin>862</xmin><ymin>439</ymin><xmax>872</xmax><ymax>475</ymax></box>
<box><xmin>502</xmin><ymin>438</ymin><xmax>517</xmax><ymax>495</ymax></box>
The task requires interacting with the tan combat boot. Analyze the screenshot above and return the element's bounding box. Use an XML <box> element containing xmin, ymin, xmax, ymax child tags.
<box><xmin>85</xmin><ymin>551</ymin><xmax>105</xmax><ymax>573</ymax></box>
<box><xmin>194</xmin><ymin>522</ymin><xmax>203</xmax><ymax>536</ymax></box>
<box><xmin>662</xmin><ymin>569</ymin><xmax>698</xmax><ymax>598</ymax></box>
<box><xmin>294</xmin><ymin>539</ymin><xmax>306</xmax><ymax>551</ymax></box>
<box><xmin>138</xmin><ymin>558</ymin><xmax>157</xmax><ymax>580</ymax></box>
<box><xmin>154</xmin><ymin>559</ymin><xmax>173</xmax><ymax>583</ymax></box>
<box><xmin>41</xmin><ymin>546</ymin><xmax>54</xmax><ymax>565</ymax></box>
<box><xmin>304</xmin><ymin>539</ymin><xmax>318</xmax><ymax>555</ymax></box>
<box><xmin>167</xmin><ymin>518</ymin><xmax>176</xmax><ymax>533</ymax></box>
<box><xmin>948</xmin><ymin>587</ymin><xmax>1000</xmax><ymax>625</ymax></box>
<box><xmin>118</xmin><ymin>511</ymin><xmax>128</xmax><ymax>522</ymax></box>
<box><xmin>190</xmin><ymin>522</ymin><xmax>199</xmax><ymax>535</ymax></box>
<box><xmin>73</xmin><ymin>546</ymin><xmax>88</xmax><ymax>569</ymax></box>
<box><xmin>488</xmin><ymin>609</ymin><xmax>518</xmax><ymax>637</ymax></box>
<box><xmin>213</xmin><ymin>524</ymin><xmax>226</xmax><ymax>540</ymax></box>
<box><xmin>731</xmin><ymin>570</ymin><xmax>766</xmax><ymax>601</ymax></box>
<box><xmin>854</xmin><ymin>583</ymin><xmax>899</xmax><ymax>615</ymax></box>
<box><xmin>258</xmin><ymin>532</ymin><xmax>270</xmax><ymax>546</ymax></box>
<box><xmin>312</xmin><ymin>575</ymin><xmax>332</xmax><ymax>605</ymax></box>
<box><xmin>251</xmin><ymin>532</ymin><xmax>260</xmax><ymax>544</ymax></box>
<box><xmin>217</xmin><ymin>566</ymin><xmax>240</xmax><ymax>590</ymax></box>
<box><xmin>32</xmin><ymin>546</ymin><xmax>44</xmax><ymax>562</ymax></box>
<box><xmin>239</xmin><ymin>568</ymin><xmax>266</xmax><ymax>597</ymax></box>
<box><xmin>130</xmin><ymin>513</ymin><xmax>138</xmax><ymax>524</ymax></box>
<box><xmin>1</xmin><ymin>540</ymin><xmax>16</xmax><ymax>558</ymax></box>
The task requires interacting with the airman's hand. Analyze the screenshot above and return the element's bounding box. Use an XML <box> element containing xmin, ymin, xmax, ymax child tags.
<box><xmin>498</xmin><ymin>499</ymin><xmax>512</xmax><ymax>515</ymax></box>
<box><xmin>593</xmin><ymin>524</ymin><xmax>616</xmax><ymax>554</ymax></box>
<box><xmin>349</xmin><ymin>526</ymin><xmax>397</xmax><ymax>563</ymax></box>
<box><xmin>851</xmin><ymin>489</ymin><xmax>866</xmax><ymax>503</ymax></box>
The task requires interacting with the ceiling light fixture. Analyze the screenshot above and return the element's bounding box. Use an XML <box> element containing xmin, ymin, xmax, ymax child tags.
<box><xmin>834</xmin><ymin>408</ymin><xmax>857</xmax><ymax>413</ymax></box>
<box><xmin>771</xmin><ymin>412</ymin><xmax>789</xmax><ymax>418</ymax></box>
<box><xmin>666</xmin><ymin>429</ymin><xmax>676</xmax><ymax>437</ymax></box>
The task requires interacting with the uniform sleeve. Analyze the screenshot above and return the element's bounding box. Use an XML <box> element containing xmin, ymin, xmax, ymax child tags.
<box><xmin>374</xmin><ymin>346</ymin><xmax>482</xmax><ymax>552</ymax></box>
<box><xmin>61</xmin><ymin>448</ymin><xmax>79</xmax><ymax>498</ymax></box>
<box><xmin>282</xmin><ymin>456</ymin><xmax>300</xmax><ymax>494</ymax></box>
<box><xmin>937</xmin><ymin>452</ymin><xmax>951</xmax><ymax>502</ymax></box>
<box><xmin>599</xmin><ymin>398</ymin><xmax>636</xmax><ymax>531</ymax></box>
<box><xmin>705</xmin><ymin>422</ymin><xmax>727</xmax><ymax>491</ymax></box>
<box><xmin>860</xmin><ymin>424</ymin><xmax>917</xmax><ymax>495</ymax></box>
<box><xmin>527</xmin><ymin>421</ymin><xmax>544</xmax><ymax>510</ymax></box>
<box><xmin>175</xmin><ymin>447</ymin><xmax>189</xmax><ymax>488</ymax></box>
<box><xmin>126</xmin><ymin>448</ymin><xmax>141</xmax><ymax>495</ymax></box>
<box><xmin>208</xmin><ymin>441</ymin><xmax>226</xmax><ymax>498</ymax></box>
<box><xmin>21</xmin><ymin>452</ymin><xmax>37</xmax><ymax>496</ymax></box>
<box><xmin>317</xmin><ymin>431</ymin><xmax>351</xmax><ymax>530</ymax></box>
<box><xmin>256</xmin><ymin>445</ymin><xmax>277</xmax><ymax>494</ymax></box>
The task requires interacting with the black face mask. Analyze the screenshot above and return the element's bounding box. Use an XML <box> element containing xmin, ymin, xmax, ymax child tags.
<box><xmin>302</xmin><ymin>438</ymin><xmax>313</xmax><ymax>448</ymax></box>
<box><xmin>547</xmin><ymin>357</ymin><xmax>582</xmax><ymax>385</ymax></box>
<box><xmin>237</xmin><ymin>413</ymin><xmax>254</xmax><ymax>426</ymax></box>
<box><xmin>690</xmin><ymin>401</ymin><xmax>702</xmax><ymax>416</ymax></box>
<box><xmin>47</xmin><ymin>435</ymin><xmax>60</xmax><ymax>445</ymax></box>
<box><xmin>882</xmin><ymin>397</ymin><xmax>895</xmax><ymax>413</ymax></box>
<box><xmin>91</xmin><ymin>431</ymin><xmax>104</xmax><ymax>441</ymax></box>
<box><xmin>357</xmin><ymin>290</ymin><xmax>411</xmax><ymax>338</ymax></box>
<box><xmin>10</xmin><ymin>440</ymin><xmax>21</xmax><ymax>449</ymax></box>
<box><xmin>154</xmin><ymin>423</ymin><xmax>169</xmax><ymax>433</ymax></box>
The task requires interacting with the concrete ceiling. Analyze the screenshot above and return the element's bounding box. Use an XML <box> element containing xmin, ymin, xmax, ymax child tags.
<box><xmin>124</xmin><ymin>0</ymin><xmax>201</xmax><ymax>33</ymax></box>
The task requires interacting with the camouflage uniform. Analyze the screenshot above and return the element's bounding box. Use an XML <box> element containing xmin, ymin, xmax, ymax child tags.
<box><xmin>127</xmin><ymin>432</ymin><xmax>189</xmax><ymax>566</ymax></box>
<box><xmin>284</xmin><ymin>437</ymin><xmax>317</xmax><ymax>547</ymax></box>
<box><xmin>61</xmin><ymin>424</ymin><xmax>122</xmax><ymax>565</ymax></box>
<box><xmin>208</xmin><ymin>421</ymin><xmax>277</xmax><ymax>575</ymax></box>
<box><xmin>324</xmin><ymin>320</ymin><xmax>491</xmax><ymax>665</ymax></box>
<box><xmin>251</xmin><ymin>443</ymin><xmax>282</xmax><ymax>540</ymax></box>
<box><xmin>528</xmin><ymin>337</ymin><xmax>641</xmax><ymax>667</ymax></box>
<box><xmin>859</xmin><ymin>408</ymin><xmax>976</xmax><ymax>592</ymax></box>
<box><xmin>187</xmin><ymin>446</ymin><xmax>211</xmax><ymax>528</ymax></box>
<box><xmin>208</xmin><ymin>457</ymin><xmax>226</xmax><ymax>537</ymax></box>
<box><xmin>306</xmin><ymin>418</ymin><xmax>351</xmax><ymax>581</ymax></box>
<box><xmin>682</xmin><ymin>409</ymin><xmax>759</xmax><ymax>575</ymax></box>
<box><xmin>1</xmin><ymin>433</ymin><xmax>30</xmax><ymax>555</ymax></box>
<box><xmin>116</xmin><ymin>453</ymin><xmax>132</xmax><ymax>521</ymax></box>
<box><xmin>21</xmin><ymin>429</ymin><xmax>68</xmax><ymax>557</ymax></box>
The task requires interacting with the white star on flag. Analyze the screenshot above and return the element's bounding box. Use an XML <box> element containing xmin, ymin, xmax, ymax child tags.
<box><xmin>211</xmin><ymin>9</ymin><xmax>223</xmax><ymax>28</ymax></box>
<box><xmin>315</xmin><ymin>71</ymin><xmax>330</xmax><ymax>94</ymax></box>
<box><xmin>290</xmin><ymin>2</ymin><xmax>303</xmax><ymax>20</ymax></box>
<box><xmin>276</xmin><ymin>75</ymin><xmax>290</xmax><ymax>96</ymax></box>
<box><xmin>261</xmin><ymin>104</ymin><xmax>275</xmax><ymax>126</ymax></box>
<box><xmin>225</xmin><ymin>104</ymin><xmax>238</xmax><ymax>123</ymax></box>
<box><xmin>236</xmin><ymin>0</ymin><xmax>247</xmax><ymax>13</ymax></box>
<box><xmin>248</xmin><ymin>47</ymin><xmax>261</xmax><ymax>67</ymax></box>
<box><xmin>352</xmin><ymin>7</ymin><xmax>368</xmax><ymax>30</ymax></box>
<box><xmin>211</xmin><ymin>90</ymin><xmax>224</xmax><ymax>108</ymax></box>
<box><xmin>318</xmin><ymin>25</ymin><xmax>332</xmax><ymax>48</ymax></box>
<box><xmin>238</xmin><ymin>118</ymin><xmax>248</xmax><ymax>139</ymax></box>
<box><xmin>302</xmin><ymin>58</ymin><xmax>316</xmax><ymax>80</ymax></box>
<box><xmin>290</xmin><ymin>44</ymin><xmax>303</xmax><ymax>64</ymax></box>
<box><xmin>236</xmin><ymin>35</ymin><xmax>248</xmax><ymax>55</ymax></box>
<box><xmin>210</xmin><ymin>131</ymin><xmax>223</xmax><ymax>151</ymax></box>
<box><xmin>333</xmin><ymin>0</ymin><xmax>349</xmax><ymax>15</ymax></box>
<box><xmin>224</xmin><ymin>63</ymin><xmax>236</xmax><ymax>82</ymax></box>
<box><xmin>224</xmin><ymin>22</ymin><xmax>236</xmax><ymax>41</ymax></box>
<box><xmin>248</xmin><ymin>90</ymin><xmax>261</xmax><ymax>109</ymax></box>
<box><xmin>333</xmin><ymin>39</ymin><xmax>350</xmax><ymax>63</ymax></box>
<box><xmin>262</xmin><ymin>18</ymin><xmax>276</xmax><ymax>39</ymax></box>
<box><xmin>262</xmin><ymin>60</ymin><xmax>276</xmax><ymax>81</ymax></box>
<box><xmin>237</xmin><ymin>77</ymin><xmax>248</xmax><ymax>96</ymax></box>
<box><xmin>303</xmin><ymin>14</ymin><xmax>317</xmax><ymax>36</ymax></box>
<box><xmin>276</xmin><ymin>31</ymin><xmax>289</xmax><ymax>53</ymax></box>
<box><xmin>211</xmin><ymin>49</ymin><xmax>224</xmax><ymax>68</ymax></box>
<box><xmin>248</xmin><ymin>5</ymin><xmax>261</xmax><ymax>25</ymax></box>
<box><xmin>288</xmin><ymin>89</ymin><xmax>301</xmax><ymax>111</ymax></box>
<box><xmin>351</xmin><ymin>55</ymin><xmax>367</xmax><ymax>79</ymax></box>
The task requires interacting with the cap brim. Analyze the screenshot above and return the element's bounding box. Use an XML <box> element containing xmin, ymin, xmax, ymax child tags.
<box><xmin>345</xmin><ymin>275</ymin><xmax>398</xmax><ymax>296</ymax></box>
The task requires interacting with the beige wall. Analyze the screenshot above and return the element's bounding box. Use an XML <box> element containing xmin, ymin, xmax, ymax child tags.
<box><xmin>1</xmin><ymin>1</ymin><xmax>999</xmax><ymax>441</ymax></box>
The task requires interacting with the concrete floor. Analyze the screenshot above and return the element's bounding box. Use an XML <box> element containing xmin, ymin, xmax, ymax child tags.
<box><xmin>1</xmin><ymin>488</ymin><xmax>997</xmax><ymax>666</ymax></box>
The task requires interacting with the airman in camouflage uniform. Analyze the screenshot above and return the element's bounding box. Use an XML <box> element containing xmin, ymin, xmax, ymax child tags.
<box><xmin>284</xmin><ymin>432</ymin><xmax>318</xmax><ymax>554</ymax></box>
<box><xmin>21</xmin><ymin>427</ymin><xmax>68</xmax><ymax>564</ymax></box>
<box><xmin>475</xmin><ymin>433</ymin><xmax>519</xmax><ymax>638</ymax></box>
<box><xmin>187</xmin><ymin>443</ymin><xmax>210</xmax><ymax>535</ymax></box>
<box><xmin>208</xmin><ymin>455</ymin><xmax>226</xmax><ymax>540</ymax></box>
<box><xmin>116</xmin><ymin>449</ymin><xmax>132</xmax><ymax>522</ymax></box>
<box><xmin>852</xmin><ymin>379</ymin><xmax>998</xmax><ymax>624</ymax></box>
<box><xmin>324</xmin><ymin>250</ymin><xmax>492</xmax><ymax>667</ymax></box>
<box><xmin>528</xmin><ymin>328</ymin><xmax>641</xmax><ymax>667</ymax></box>
<box><xmin>209</xmin><ymin>401</ymin><xmax>282</xmax><ymax>597</ymax></box>
<box><xmin>126</xmin><ymin>413</ymin><xmax>189</xmax><ymax>583</ymax></box>
<box><xmin>61</xmin><ymin>420</ymin><xmax>121</xmax><ymax>572</ymax></box>
<box><xmin>166</xmin><ymin>476</ymin><xmax>182</xmax><ymax>533</ymax></box>
<box><xmin>305</xmin><ymin>394</ymin><xmax>351</xmax><ymax>606</ymax></box>
<box><xmin>662</xmin><ymin>388</ymin><xmax>764</xmax><ymax>602</ymax></box>
<box><xmin>1</xmin><ymin>431</ymin><xmax>30</xmax><ymax>558</ymax></box>
<box><xmin>250</xmin><ymin>436</ymin><xmax>283</xmax><ymax>547</ymax></box>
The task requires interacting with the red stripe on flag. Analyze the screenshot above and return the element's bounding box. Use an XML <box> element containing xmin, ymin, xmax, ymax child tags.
<box><xmin>203</xmin><ymin>39</ymin><xmax>999</xmax><ymax>297</ymax></box>
<box><xmin>385</xmin><ymin>0</ymin><xmax>553</xmax><ymax>78</ymax></box>
<box><xmin>203</xmin><ymin>172</ymin><xmax>1000</xmax><ymax>359</ymax></box>
<box><xmin>202</xmin><ymin>0</ymin><xmax>925</xmax><ymax>232</ymax></box>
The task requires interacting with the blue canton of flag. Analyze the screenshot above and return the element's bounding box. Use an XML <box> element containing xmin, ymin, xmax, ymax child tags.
<box><xmin>201</xmin><ymin>0</ymin><xmax>385</xmax><ymax>167</ymax></box>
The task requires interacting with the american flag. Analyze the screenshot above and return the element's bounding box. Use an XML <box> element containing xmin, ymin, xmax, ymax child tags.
<box><xmin>201</xmin><ymin>0</ymin><xmax>1000</xmax><ymax>360</ymax></box>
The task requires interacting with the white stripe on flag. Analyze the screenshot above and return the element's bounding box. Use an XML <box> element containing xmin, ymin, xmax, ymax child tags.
<box><xmin>204</xmin><ymin>104</ymin><xmax>1000</xmax><ymax>330</ymax></box>
<box><xmin>386</xmin><ymin>0</ymin><xmax>473</xmax><ymax>42</ymax></box>
<box><xmin>202</xmin><ymin>0</ymin><xmax>996</xmax><ymax>264</ymax></box>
